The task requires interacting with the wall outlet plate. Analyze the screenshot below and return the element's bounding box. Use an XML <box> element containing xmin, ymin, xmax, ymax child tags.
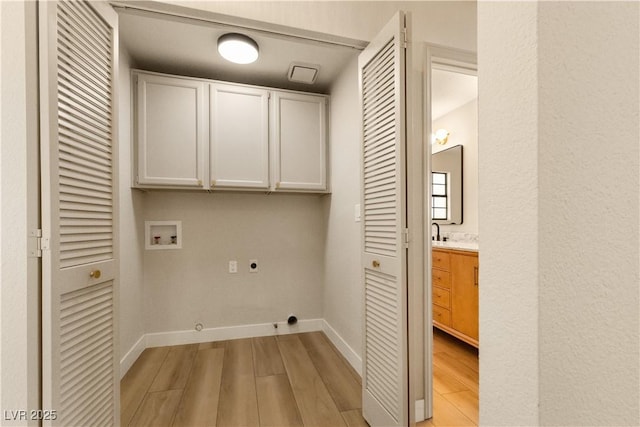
<box><xmin>229</xmin><ymin>260</ymin><xmax>237</xmax><ymax>273</ymax></box>
<box><xmin>249</xmin><ymin>259</ymin><xmax>258</xmax><ymax>273</ymax></box>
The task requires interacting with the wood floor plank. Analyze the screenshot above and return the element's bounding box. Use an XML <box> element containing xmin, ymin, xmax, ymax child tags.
<box><xmin>121</xmin><ymin>346</ymin><xmax>170</xmax><ymax>426</ymax></box>
<box><xmin>278</xmin><ymin>335</ymin><xmax>346</xmax><ymax>427</ymax></box>
<box><xmin>340</xmin><ymin>409</ymin><xmax>368</xmax><ymax>427</ymax></box>
<box><xmin>252</xmin><ymin>336</ymin><xmax>286</xmax><ymax>377</ymax></box>
<box><xmin>433</xmin><ymin>364</ymin><xmax>469</xmax><ymax>395</ymax></box>
<box><xmin>198</xmin><ymin>340</ymin><xmax>227</xmax><ymax>351</ymax></box>
<box><xmin>216</xmin><ymin>339</ymin><xmax>260</xmax><ymax>427</ymax></box>
<box><xmin>431</xmin><ymin>391</ymin><xmax>475</xmax><ymax>427</ymax></box>
<box><xmin>149</xmin><ymin>344</ymin><xmax>198</xmax><ymax>392</ymax></box>
<box><xmin>298</xmin><ymin>332</ymin><xmax>362</xmax><ymax>411</ymax></box>
<box><xmin>129</xmin><ymin>390</ymin><xmax>183</xmax><ymax>427</ymax></box>
<box><xmin>256</xmin><ymin>374</ymin><xmax>303</xmax><ymax>427</ymax></box>
<box><xmin>441</xmin><ymin>390</ymin><xmax>478</xmax><ymax>425</ymax></box>
<box><xmin>172</xmin><ymin>348</ymin><xmax>225</xmax><ymax>427</ymax></box>
<box><xmin>433</xmin><ymin>352</ymin><xmax>479</xmax><ymax>394</ymax></box>
<box><xmin>433</xmin><ymin>329</ymin><xmax>479</xmax><ymax>373</ymax></box>
<box><xmin>417</xmin><ymin>418</ymin><xmax>435</xmax><ymax>427</ymax></box>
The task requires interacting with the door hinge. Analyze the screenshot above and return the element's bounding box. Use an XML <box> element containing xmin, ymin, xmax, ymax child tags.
<box><xmin>28</xmin><ymin>229</ymin><xmax>47</xmax><ymax>258</ymax></box>
<box><xmin>402</xmin><ymin>27</ymin><xmax>408</xmax><ymax>48</ymax></box>
<box><xmin>403</xmin><ymin>228</ymin><xmax>410</xmax><ymax>248</ymax></box>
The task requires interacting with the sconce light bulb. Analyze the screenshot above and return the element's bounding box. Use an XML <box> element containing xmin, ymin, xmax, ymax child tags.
<box><xmin>434</xmin><ymin>128</ymin><xmax>450</xmax><ymax>145</ymax></box>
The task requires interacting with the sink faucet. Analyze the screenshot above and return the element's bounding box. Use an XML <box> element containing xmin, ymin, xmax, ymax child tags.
<box><xmin>431</xmin><ymin>222</ymin><xmax>440</xmax><ymax>241</ymax></box>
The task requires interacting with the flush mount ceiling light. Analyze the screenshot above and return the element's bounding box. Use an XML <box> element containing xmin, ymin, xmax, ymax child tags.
<box><xmin>217</xmin><ymin>33</ymin><xmax>259</xmax><ymax>64</ymax></box>
<box><xmin>432</xmin><ymin>128</ymin><xmax>450</xmax><ymax>145</ymax></box>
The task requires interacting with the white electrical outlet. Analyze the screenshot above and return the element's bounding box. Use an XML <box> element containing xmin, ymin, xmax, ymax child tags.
<box><xmin>249</xmin><ymin>259</ymin><xmax>258</xmax><ymax>273</ymax></box>
<box><xmin>229</xmin><ymin>260</ymin><xmax>238</xmax><ymax>273</ymax></box>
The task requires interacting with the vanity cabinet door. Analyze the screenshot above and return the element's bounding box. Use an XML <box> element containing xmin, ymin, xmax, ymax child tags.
<box><xmin>271</xmin><ymin>91</ymin><xmax>327</xmax><ymax>192</ymax></box>
<box><xmin>135</xmin><ymin>73</ymin><xmax>206</xmax><ymax>188</ymax></box>
<box><xmin>450</xmin><ymin>252</ymin><xmax>479</xmax><ymax>341</ymax></box>
<box><xmin>209</xmin><ymin>83</ymin><xmax>270</xmax><ymax>189</ymax></box>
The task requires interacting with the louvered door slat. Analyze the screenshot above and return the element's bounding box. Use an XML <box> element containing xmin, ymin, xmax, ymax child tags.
<box><xmin>365</xmin><ymin>269</ymin><xmax>401</xmax><ymax>420</ymax></box>
<box><xmin>58</xmin><ymin>67</ymin><xmax>111</xmax><ymax>109</ymax></box>
<box><xmin>360</xmin><ymin>12</ymin><xmax>408</xmax><ymax>427</ymax></box>
<box><xmin>41</xmin><ymin>1</ymin><xmax>118</xmax><ymax>425</ymax></box>
<box><xmin>58</xmin><ymin>1</ymin><xmax>110</xmax><ymax>45</ymax></box>
<box><xmin>59</xmin><ymin>78</ymin><xmax>111</xmax><ymax>118</ymax></box>
<box><xmin>58</xmin><ymin>279</ymin><xmax>114</xmax><ymax>425</ymax></box>
<box><xmin>59</xmin><ymin>88</ymin><xmax>111</xmax><ymax>129</ymax></box>
<box><xmin>56</xmin><ymin>16</ymin><xmax>110</xmax><ymax>69</ymax></box>
<box><xmin>57</xmin><ymin>35</ymin><xmax>111</xmax><ymax>87</ymax></box>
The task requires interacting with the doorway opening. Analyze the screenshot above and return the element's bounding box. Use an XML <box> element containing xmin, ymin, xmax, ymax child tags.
<box><xmin>424</xmin><ymin>45</ymin><xmax>478</xmax><ymax>425</ymax></box>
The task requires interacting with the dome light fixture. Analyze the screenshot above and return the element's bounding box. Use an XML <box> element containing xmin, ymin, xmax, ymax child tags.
<box><xmin>217</xmin><ymin>33</ymin><xmax>259</xmax><ymax>64</ymax></box>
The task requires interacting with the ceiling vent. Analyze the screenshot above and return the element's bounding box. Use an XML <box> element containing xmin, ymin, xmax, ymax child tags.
<box><xmin>287</xmin><ymin>62</ymin><xmax>319</xmax><ymax>84</ymax></box>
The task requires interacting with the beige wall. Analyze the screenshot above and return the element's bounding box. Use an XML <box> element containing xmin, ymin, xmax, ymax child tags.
<box><xmin>163</xmin><ymin>1</ymin><xmax>476</xmax><ymax>51</ymax></box>
<box><xmin>324</xmin><ymin>56</ymin><xmax>362</xmax><ymax>358</ymax></box>
<box><xmin>118</xmin><ymin>47</ymin><xmax>146</xmax><ymax>359</ymax></box>
<box><xmin>478</xmin><ymin>3</ymin><xmax>539</xmax><ymax>423</ymax></box>
<box><xmin>142</xmin><ymin>192</ymin><xmax>325</xmax><ymax>333</ymax></box>
<box><xmin>0</xmin><ymin>1</ymin><xmax>40</xmax><ymax>421</ymax></box>
<box><xmin>433</xmin><ymin>99</ymin><xmax>478</xmax><ymax>235</ymax></box>
<box><xmin>537</xmin><ymin>2</ymin><xmax>639</xmax><ymax>424</ymax></box>
<box><xmin>479</xmin><ymin>1</ymin><xmax>640</xmax><ymax>425</ymax></box>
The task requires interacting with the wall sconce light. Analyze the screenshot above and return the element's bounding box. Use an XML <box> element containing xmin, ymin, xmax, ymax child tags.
<box><xmin>432</xmin><ymin>128</ymin><xmax>450</xmax><ymax>145</ymax></box>
<box><xmin>217</xmin><ymin>33</ymin><xmax>259</xmax><ymax>64</ymax></box>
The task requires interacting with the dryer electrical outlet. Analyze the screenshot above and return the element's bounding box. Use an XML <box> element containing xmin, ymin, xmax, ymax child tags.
<box><xmin>249</xmin><ymin>259</ymin><xmax>258</xmax><ymax>273</ymax></box>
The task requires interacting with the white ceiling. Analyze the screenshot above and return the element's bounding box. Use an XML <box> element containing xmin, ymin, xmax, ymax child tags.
<box><xmin>431</xmin><ymin>68</ymin><xmax>478</xmax><ymax>121</ymax></box>
<box><xmin>116</xmin><ymin>8</ymin><xmax>360</xmax><ymax>94</ymax></box>
<box><xmin>117</xmin><ymin>6</ymin><xmax>476</xmax><ymax>115</ymax></box>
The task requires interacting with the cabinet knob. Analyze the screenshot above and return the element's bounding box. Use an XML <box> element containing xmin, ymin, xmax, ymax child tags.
<box><xmin>90</xmin><ymin>270</ymin><xmax>101</xmax><ymax>279</ymax></box>
<box><xmin>372</xmin><ymin>260</ymin><xmax>380</xmax><ymax>268</ymax></box>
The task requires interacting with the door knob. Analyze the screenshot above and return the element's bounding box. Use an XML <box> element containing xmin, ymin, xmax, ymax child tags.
<box><xmin>90</xmin><ymin>270</ymin><xmax>101</xmax><ymax>279</ymax></box>
<box><xmin>372</xmin><ymin>260</ymin><xmax>380</xmax><ymax>268</ymax></box>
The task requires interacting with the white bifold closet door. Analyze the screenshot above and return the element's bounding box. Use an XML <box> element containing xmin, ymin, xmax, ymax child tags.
<box><xmin>39</xmin><ymin>1</ymin><xmax>119</xmax><ymax>425</ymax></box>
<box><xmin>359</xmin><ymin>11</ymin><xmax>410</xmax><ymax>427</ymax></box>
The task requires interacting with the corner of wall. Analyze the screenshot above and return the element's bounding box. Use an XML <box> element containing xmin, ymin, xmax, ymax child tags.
<box><xmin>118</xmin><ymin>43</ymin><xmax>146</xmax><ymax>363</ymax></box>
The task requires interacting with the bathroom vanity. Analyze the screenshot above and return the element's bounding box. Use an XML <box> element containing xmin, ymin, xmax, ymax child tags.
<box><xmin>432</xmin><ymin>245</ymin><xmax>479</xmax><ymax>347</ymax></box>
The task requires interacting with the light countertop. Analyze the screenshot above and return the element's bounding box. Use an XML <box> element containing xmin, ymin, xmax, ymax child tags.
<box><xmin>432</xmin><ymin>240</ymin><xmax>478</xmax><ymax>252</ymax></box>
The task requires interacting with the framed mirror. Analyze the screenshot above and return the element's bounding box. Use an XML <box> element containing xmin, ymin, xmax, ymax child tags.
<box><xmin>431</xmin><ymin>144</ymin><xmax>463</xmax><ymax>224</ymax></box>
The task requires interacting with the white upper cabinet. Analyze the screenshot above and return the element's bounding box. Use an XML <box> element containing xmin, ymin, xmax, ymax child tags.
<box><xmin>271</xmin><ymin>92</ymin><xmax>328</xmax><ymax>192</ymax></box>
<box><xmin>135</xmin><ymin>73</ymin><xmax>206</xmax><ymax>188</ymax></box>
<box><xmin>210</xmin><ymin>83</ymin><xmax>270</xmax><ymax>190</ymax></box>
<box><xmin>133</xmin><ymin>70</ymin><xmax>328</xmax><ymax>193</ymax></box>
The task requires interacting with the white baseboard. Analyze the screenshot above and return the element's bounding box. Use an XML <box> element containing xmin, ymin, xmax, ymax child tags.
<box><xmin>415</xmin><ymin>398</ymin><xmax>426</xmax><ymax>422</ymax></box>
<box><xmin>322</xmin><ymin>320</ymin><xmax>362</xmax><ymax>376</ymax></box>
<box><xmin>145</xmin><ymin>318</ymin><xmax>324</xmax><ymax>348</ymax></box>
<box><xmin>119</xmin><ymin>334</ymin><xmax>146</xmax><ymax>379</ymax></box>
<box><xmin>119</xmin><ymin>318</ymin><xmax>361</xmax><ymax>381</ymax></box>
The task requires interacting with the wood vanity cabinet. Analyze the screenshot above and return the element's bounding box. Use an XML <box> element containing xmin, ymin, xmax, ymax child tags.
<box><xmin>432</xmin><ymin>248</ymin><xmax>478</xmax><ymax>347</ymax></box>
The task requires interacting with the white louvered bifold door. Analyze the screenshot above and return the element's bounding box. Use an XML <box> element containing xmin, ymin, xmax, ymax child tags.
<box><xmin>359</xmin><ymin>12</ymin><xmax>409</xmax><ymax>427</ymax></box>
<box><xmin>39</xmin><ymin>1</ymin><xmax>119</xmax><ymax>425</ymax></box>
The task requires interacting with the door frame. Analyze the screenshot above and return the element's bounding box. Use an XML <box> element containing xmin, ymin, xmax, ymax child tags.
<box><xmin>423</xmin><ymin>43</ymin><xmax>477</xmax><ymax>420</ymax></box>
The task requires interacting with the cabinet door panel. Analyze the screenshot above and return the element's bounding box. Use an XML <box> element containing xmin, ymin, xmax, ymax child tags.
<box><xmin>450</xmin><ymin>253</ymin><xmax>479</xmax><ymax>340</ymax></box>
<box><xmin>272</xmin><ymin>92</ymin><xmax>327</xmax><ymax>191</ymax></box>
<box><xmin>210</xmin><ymin>84</ymin><xmax>269</xmax><ymax>189</ymax></box>
<box><xmin>136</xmin><ymin>73</ymin><xmax>205</xmax><ymax>187</ymax></box>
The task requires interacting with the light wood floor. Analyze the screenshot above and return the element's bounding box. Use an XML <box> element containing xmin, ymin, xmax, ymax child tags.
<box><xmin>121</xmin><ymin>332</ymin><xmax>366</xmax><ymax>427</ymax></box>
<box><xmin>419</xmin><ymin>328</ymin><xmax>479</xmax><ymax>427</ymax></box>
<box><xmin>121</xmin><ymin>329</ymin><xmax>478</xmax><ymax>427</ymax></box>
